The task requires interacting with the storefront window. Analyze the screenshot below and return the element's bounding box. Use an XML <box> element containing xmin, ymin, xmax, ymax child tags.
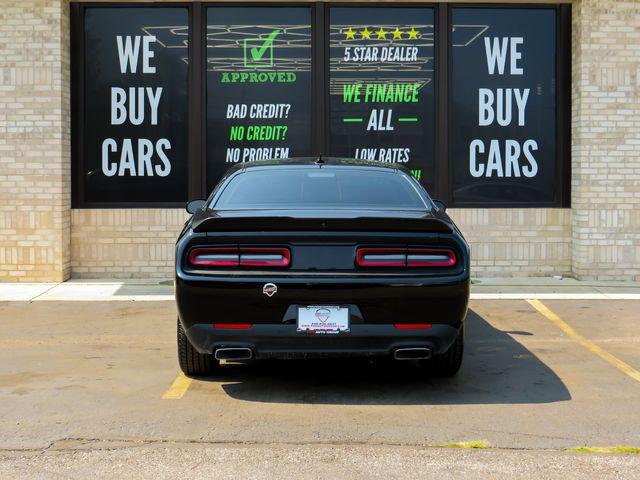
<box><xmin>82</xmin><ymin>7</ymin><xmax>189</xmax><ymax>203</ymax></box>
<box><xmin>450</xmin><ymin>8</ymin><xmax>557</xmax><ymax>205</ymax></box>
<box><xmin>205</xmin><ymin>7</ymin><xmax>313</xmax><ymax>192</ymax></box>
<box><xmin>328</xmin><ymin>7</ymin><xmax>436</xmax><ymax>191</ymax></box>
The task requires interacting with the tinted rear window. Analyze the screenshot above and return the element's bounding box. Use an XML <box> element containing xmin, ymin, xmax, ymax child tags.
<box><xmin>213</xmin><ymin>168</ymin><xmax>428</xmax><ymax>210</ymax></box>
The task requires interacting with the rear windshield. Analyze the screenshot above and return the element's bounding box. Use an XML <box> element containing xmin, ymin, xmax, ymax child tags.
<box><xmin>213</xmin><ymin>168</ymin><xmax>429</xmax><ymax>210</ymax></box>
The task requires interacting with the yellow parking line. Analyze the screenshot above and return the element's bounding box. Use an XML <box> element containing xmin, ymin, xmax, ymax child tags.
<box><xmin>527</xmin><ymin>299</ymin><xmax>640</xmax><ymax>384</ymax></box>
<box><xmin>162</xmin><ymin>372</ymin><xmax>192</xmax><ymax>399</ymax></box>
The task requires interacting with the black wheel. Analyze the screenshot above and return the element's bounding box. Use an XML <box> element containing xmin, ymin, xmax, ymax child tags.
<box><xmin>421</xmin><ymin>327</ymin><xmax>464</xmax><ymax>377</ymax></box>
<box><xmin>177</xmin><ymin>318</ymin><xmax>219</xmax><ymax>376</ymax></box>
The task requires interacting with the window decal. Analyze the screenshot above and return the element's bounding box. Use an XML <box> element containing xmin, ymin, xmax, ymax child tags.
<box><xmin>450</xmin><ymin>8</ymin><xmax>557</xmax><ymax>205</ymax></box>
<box><xmin>328</xmin><ymin>8</ymin><xmax>436</xmax><ymax>190</ymax></box>
<box><xmin>83</xmin><ymin>7</ymin><xmax>189</xmax><ymax>203</ymax></box>
<box><xmin>205</xmin><ymin>7</ymin><xmax>313</xmax><ymax>192</ymax></box>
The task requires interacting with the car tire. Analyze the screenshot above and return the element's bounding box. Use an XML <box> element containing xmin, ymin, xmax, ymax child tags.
<box><xmin>177</xmin><ymin>318</ymin><xmax>219</xmax><ymax>376</ymax></box>
<box><xmin>421</xmin><ymin>327</ymin><xmax>464</xmax><ymax>377</ymax></box>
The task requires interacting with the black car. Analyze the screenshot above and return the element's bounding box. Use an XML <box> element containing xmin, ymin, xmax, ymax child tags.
<box><xmin>175</xmin><ymin>158</ymin><xmax>470</xmax><ymax>377</ymax></box>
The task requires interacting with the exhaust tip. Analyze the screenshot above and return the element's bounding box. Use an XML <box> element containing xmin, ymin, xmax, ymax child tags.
<box><xmin>215</xmin><ymin>347</ymin><xmax>253</xmax><ymax>361</ymax></box>
<box><xmin>393</xmin><ymin>348</ymin><xmax>432</xmax><ymax>360</ymax></box>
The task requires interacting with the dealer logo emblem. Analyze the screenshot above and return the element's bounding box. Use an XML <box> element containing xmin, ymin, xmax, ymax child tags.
<box><xmin>314</xmin><ymin>308</ymin><xmax>331</xmax><ymax>323</ymax></box>
<box><xmin>262</xmin><ymin>283</ymin><xmax>278</xmax><ymax>297</ymax></box>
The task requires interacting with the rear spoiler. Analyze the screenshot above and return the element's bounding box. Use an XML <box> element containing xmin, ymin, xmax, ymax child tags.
<box><xmin>192</xmin><ymin>215</ymin><xmax>453</xmax><ymax>234</ymax></box>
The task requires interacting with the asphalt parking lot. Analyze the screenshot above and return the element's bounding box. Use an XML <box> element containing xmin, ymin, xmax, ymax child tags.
<box><xmin>1</xmin><ymin>291</ymin><xmax>639</xmax><ymax>478</ymax></box>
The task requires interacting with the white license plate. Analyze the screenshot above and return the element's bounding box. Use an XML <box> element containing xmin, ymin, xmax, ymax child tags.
<box><xmin>297</xmin><ymin>306</ymin><xmax>349</xmax><ymax>334</ymax></box>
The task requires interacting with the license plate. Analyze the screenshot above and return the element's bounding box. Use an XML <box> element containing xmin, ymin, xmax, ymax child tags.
<box><xmin>297</xmin><ymin>306</ymin><xmax>349</xmax><ymax>334</ymax></box>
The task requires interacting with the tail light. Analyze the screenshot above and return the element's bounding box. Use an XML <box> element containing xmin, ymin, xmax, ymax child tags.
<box><xmin>356</xmin><ymin>248</ymin><xmax>406</xmax><ymax>267</ymax></box>
<box><xmin>188</xmin><ymin>247</ymin><xmax>238</xmax><ymax>267</ymax></box>
<box><xmin>239</xmin><ymin>247</ymin><xmax>290</xmax><ymax>267</ymax></box>
<box><xmin>356</xmin><ymin>247</ymin><xmax>456</xmax><ymax>268</ymax></box>
<box><xmin>213</xmin><ymin>323</ymin><xmax>253</xmax><ymax>329</ymax></box>
<box><xmin>394</xmin><ymin>323</ymin><xmax>432</xmax><ymax>329</ymax></box>
<box><xmin>407</xmin><ymin>248</ymin><xmax>456</xmax><ymax>267</ymax></box>
<box><xmin>188</xmin><ymin>246</ymin><xmax>290</xmax><ymax>268</ymax></box>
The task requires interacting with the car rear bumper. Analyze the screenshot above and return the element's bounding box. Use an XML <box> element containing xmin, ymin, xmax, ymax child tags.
<box><xmin>176</xmin><ymin>271</ymin><xmax>469</xmax><ymax>359</ymax></box>
<box><xmin>176</xmin><ymin>274</ymin><xmax>469</xmax><ymax>326</ymax></box>
<box><xmin>183</xmin><ymin>322</ymin><xmax>461</xmax><ymax>359</ymax></box>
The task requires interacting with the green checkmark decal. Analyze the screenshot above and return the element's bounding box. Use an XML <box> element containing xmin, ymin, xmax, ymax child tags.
<box><xmin>251</xmin><ymin>29</ymin><xmax>281</xmax><ymax>60</ymax></box>
<box><xmin>244</xmin><ymin>29</ymin><xmax>281</xmax><ymax>67</ymax></box>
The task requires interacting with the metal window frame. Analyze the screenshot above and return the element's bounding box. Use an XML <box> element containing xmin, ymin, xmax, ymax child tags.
<box><xmin>70</xmin><ymin>1</ymin><xmax>571</xmax><ymax>209</ymax></box>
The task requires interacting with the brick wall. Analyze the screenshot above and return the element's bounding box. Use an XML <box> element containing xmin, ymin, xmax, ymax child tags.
<box><xmin>0</xmin><ymin>0</ymin><xmax>71</xmax><ymax>282</ymax></box>
<box><xmin>451</xmin><ymin>208</ymin><xmax>571</xmax><ymax>277</ymax></box>
<box><xmin>71</xmin><ymin>209</ymin><xmax>187</xmax><ymax>279</ymax></box>
<box><xmin>571</xmin><ymin>0</ymin><xmax>640</xmax><ymax>280</ymax></box>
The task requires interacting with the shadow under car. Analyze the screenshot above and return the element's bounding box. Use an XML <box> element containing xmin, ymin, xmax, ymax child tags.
<box><xmin>194</xmin><ymin>309</ymin><xmax>571</xmax><ymax>406</ymax></box>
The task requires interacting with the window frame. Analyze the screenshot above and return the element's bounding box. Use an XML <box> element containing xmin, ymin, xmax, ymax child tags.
<box><xmin>71</xmin><ymin>2</ymin><xmax>197</xmax><ymax>208</ymax></box>
<box><xmin>70</xmin><ymin>1</ymin><xmax>571</xmax><ymax>209</ymax></box>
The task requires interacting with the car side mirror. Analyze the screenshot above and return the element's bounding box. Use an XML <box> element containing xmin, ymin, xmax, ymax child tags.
<box><xmin>186</xmin><ymin>199</ymin><xmax>206</xmax><ymax>214</ymax></box>
<box><xmin>433</xmin><ymin>199</ymin><xmax>447</xmax><ymax>212</ymax></box>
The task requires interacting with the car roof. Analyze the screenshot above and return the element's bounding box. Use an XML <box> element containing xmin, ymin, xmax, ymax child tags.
<box><xmin>226</xmin><ymin>157</ymin><xmax>411</xmax><ymax>175</ymax></box>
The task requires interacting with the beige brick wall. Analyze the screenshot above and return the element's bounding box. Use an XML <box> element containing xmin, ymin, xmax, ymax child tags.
<box><xmin>451</xmin><ymin>209</ymin><xmax>572</xmax><ymax>277</ymax></box>
<box><xmin>0</xmin><ymin>0</ymin><xmax>71</xmax><ymax>282</ymax></box>
<box><xmin>571</xmin><ymin>0</ymin><xmax>640</xmax><ymax>280</ymax></box>
<box><xmin>71</xmin><ymin>209</ymin><xmax>187</xmax><ymax>278</ymax></box>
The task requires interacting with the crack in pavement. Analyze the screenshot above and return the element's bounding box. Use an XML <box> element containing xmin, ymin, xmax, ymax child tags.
<box><xmin>2</xmin><ymin>437</ymin><xmax>638</xmax><ymax>456</ymax></box>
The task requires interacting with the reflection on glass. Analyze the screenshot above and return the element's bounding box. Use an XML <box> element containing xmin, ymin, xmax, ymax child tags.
<box><xmin>214</xmin><ymin>168</ymin><xmax>427</xmax><ymax>210</ymax></box>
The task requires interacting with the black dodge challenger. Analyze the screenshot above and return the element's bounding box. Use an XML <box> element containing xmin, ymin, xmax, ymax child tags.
<box><xmin>175</xmin><ymin>158</ymin><xmax>470</xmax><ymax>377</ymax></box>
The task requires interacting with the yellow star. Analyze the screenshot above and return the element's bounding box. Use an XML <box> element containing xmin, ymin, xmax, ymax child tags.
<box><xmin>392</xmin><ymin>27</ymin><xmax>403</xmax><ymax>40</ymax></box>
<box><xmin>360</xmin><ymin>27</ymin><xmax>371</xmax><ymax>40</ymax></box>
<box><xmin>407</xmin><ymin>27</ymin><xmax>419</xmax><ymax>39</ymax></box>
<box><xmin>375</xmin><ymin>28</ymin><xmax>387</xmax><ymax>40</ymax></box>
<box><xmin>345</xmin><ymin>27</ymin><xmax>355</xmax><ymax>40</ymax></box>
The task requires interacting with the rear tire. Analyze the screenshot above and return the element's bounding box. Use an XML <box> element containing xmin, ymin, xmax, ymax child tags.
<box><xmin>177</xmin><ymin>318</ymin><xmax>219</xmax><ymax>376</ymax></box>
<box><xmin>421</xmin><ymin>327</ymin><xmax>464</xmax><ymax>377</ymax></box>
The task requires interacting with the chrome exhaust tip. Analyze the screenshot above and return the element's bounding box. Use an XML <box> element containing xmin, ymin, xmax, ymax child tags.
<box><xmin>393</xmin><ymin>348</ymin><xmax>432</xmax><ymax>360</ymax></box>
<box><xmin>215</xmin><ymin>347</ymin><xmax>253</xmax><ymax>361</ymax></box>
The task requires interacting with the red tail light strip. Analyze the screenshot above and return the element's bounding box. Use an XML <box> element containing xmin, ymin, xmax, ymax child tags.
<box><xmin>394</xmin><ymin>323</ymin><xmax>433</xmax><ymax>329</ymax></box>
<box><xmin>189</xmin><ymin>247</ymin><xmax>291</xmax><ymax>268</ymax></box>
<box><xmin>356</xmin><ymin>247</ymin><xmax>456</xmax><ymax>268</ymax></box>
<box><xmin>188</xmin><ymin>247</ymin><xmax>238</xmax><ymax>267</ymax></box>
<box><xmin>213</xmin><ymin>323</ymin><xmax>253</xmax><ymax>329</ymax></box>
<box><xmin>356</xmin><ymin>248</ymin><xmax>406</xmax><ymax>267</ymax></box>
<box><xmin>239</xmin><ymin>247</ymin><xmax>290</xmax><ymax>267</ymax></box>
<box><xmin>407</xmin><ymin>249</ymin><xmax>456</xmax><ymax>267</ymax></box>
